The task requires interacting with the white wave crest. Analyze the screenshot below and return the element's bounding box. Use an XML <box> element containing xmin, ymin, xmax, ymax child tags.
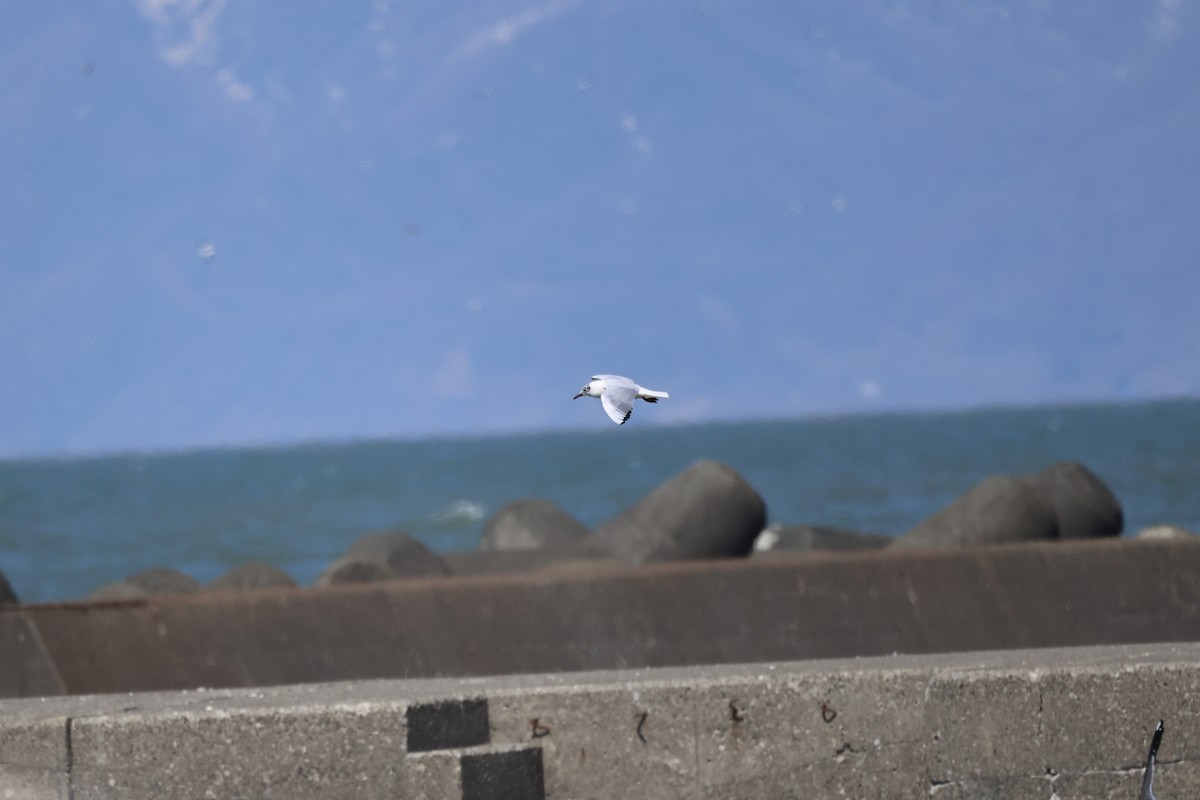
<box><xmin>430</xmin><ymin>499</ymin><xmax>486</xmax><ymax>524</ymax></box>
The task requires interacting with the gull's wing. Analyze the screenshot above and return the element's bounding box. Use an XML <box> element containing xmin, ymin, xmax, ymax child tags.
<box><xmin>592</xmin><ymin>374</ymin><xmax>633</xmax><ymax>387</ymax></box>
<box><xmin>601</xmin><ymin>385</ymin><xmax>636</xmax><ymax>424</ymax></box>
<box><xmin>1141</xmin><ymin>720</ymin><xmax>1164</xmax><ymax>800</ymax></box>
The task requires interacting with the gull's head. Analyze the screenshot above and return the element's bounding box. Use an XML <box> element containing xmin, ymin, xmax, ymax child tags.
<box><xmin>573</xmin><ymin>379</ymin><xmax>598</xmax><ymax>400</ymax></box>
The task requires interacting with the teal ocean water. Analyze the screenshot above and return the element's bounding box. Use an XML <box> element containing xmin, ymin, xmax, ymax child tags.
<box><xmin>1</xmin><ymin>399</ymin><xmax>1198</xmax><ymax>604</ymax></box>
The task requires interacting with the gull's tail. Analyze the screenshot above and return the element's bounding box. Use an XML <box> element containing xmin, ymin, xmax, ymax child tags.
<box><xmin>638</xmin><ymin>387</ymin><xmax>669</xmax><ymax>403</ymax></box>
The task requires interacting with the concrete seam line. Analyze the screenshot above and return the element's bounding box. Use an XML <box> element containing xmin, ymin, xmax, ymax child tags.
<box><xmin>65</xmin><ymin>715</ymin><xmax>74</xmax><ymax>800</ymax></box>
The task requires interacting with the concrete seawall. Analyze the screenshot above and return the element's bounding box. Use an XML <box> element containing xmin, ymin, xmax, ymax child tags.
<box><xmin>5</xmin><ymin>537</ymin><xmax>1200</xmax><ymax>698</ymax></box>
<box><xmin>4</xmin><ymin>642</ymin><xmax>1200</xmax><ymax>799</ymax></box>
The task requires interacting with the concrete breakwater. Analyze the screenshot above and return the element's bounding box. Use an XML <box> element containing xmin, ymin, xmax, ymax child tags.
<box><xmin>4</xmin><ymin>536</ymin><xmax>1200</xmax><ymax>700</ymax></box>
<box><xmin>3</xmin><ymin>643</ymin><xmax>1199</xmax><ymax>799</ymax></box>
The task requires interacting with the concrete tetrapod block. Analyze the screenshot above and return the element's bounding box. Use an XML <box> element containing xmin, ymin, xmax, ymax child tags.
<box><xmin>316</xmin><ymin>531</ymin><xmax>449</xmax><ymax>586</ymax></box>
<box><xmin>893</xmin><ymin>461</ymin><xmax>1125</xmax><ymax>549</ymax></box>
<box><xmin>88</xmin><ymin>567</ymin><xmax>200</xmax><ymax>600</ymax></box>
<box><xmin>315</xmin><ymin>560</ymin><xmax>394</xmax><ymax>585</ymax></box>
<box><xmin>1024</xmin><ymin>460</ymin><xmax>1124</xmax><ymax>539</ymax></box>
<box><xmin>85</xmin><ymin>582</ymin><xmax>150</xmax><ymax>601</ymax></box>
<box><xmin>123</xmin><ymin>567</ymin><xmax>201</xmax><ymax>595</ymax></box>
<box><xmin>207</xmin><ymin>562</ymin><xmax>298</xmax><ymax>592</ymax></box>
<box><xmin>590</xmin><ymin>460</ymin><xmax>767</xmax><ymax>564</ymax></box>
<box><xmin>891</xmin><ymin>475</ymin><xmax>1059</xmax><ymax>548</ymax></box>
<box><xmin>479</xmin><ymin>499</ymin><xmax>589</xmax><ymax>552</ymax></box>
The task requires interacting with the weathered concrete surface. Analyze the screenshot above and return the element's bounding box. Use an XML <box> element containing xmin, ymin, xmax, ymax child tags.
<box><xmin>440</xmin><ymin>549</ymin><xmax>623</xmax><ymax>577</ymax></box>
<box><xmin>3</xmin><ymin>643</ymin><xmax>1200</xmax><ymax>799</ymax></box>
<box><xmin>7</xmin><ymin>537</ymin><xmax>1200</xmax><ymax>698</ymax></box>
<box><xmin>0</xmin><ymin>712</ymin><xmax>68</xmax><ymax>800</ymax></box>
<box><xmin>0</xmin><ymin>610</ymin><xmax>65</xmax><ymax>699</ymax></box>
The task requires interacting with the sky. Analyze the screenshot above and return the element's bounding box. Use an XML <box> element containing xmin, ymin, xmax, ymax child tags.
<box><xmin>1</xmin><ymin>0</ymin><xmax>1198</xmax><ymax>458</ymax></box>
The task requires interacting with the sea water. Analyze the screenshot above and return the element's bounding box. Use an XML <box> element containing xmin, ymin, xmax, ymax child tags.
<box><xmin>1</xmin><ymin>399</ymin><xmax>1198</xmax><ymax>603</ymax></box>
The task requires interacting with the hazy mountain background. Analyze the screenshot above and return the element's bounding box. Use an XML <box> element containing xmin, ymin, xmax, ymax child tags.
<box><xmin>2</xmin><ymin>0</ymin><xmax>1197</xmax><ymax>457</ymax></box>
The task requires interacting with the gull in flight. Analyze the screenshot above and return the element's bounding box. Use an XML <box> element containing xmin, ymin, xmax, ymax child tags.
<box><xmin>573</xmin><ymin>374</ymin><xmax>669</xmax><ymax>425</ymax></box>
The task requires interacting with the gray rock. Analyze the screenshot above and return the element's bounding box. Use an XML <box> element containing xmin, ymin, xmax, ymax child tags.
<box><xmin>589</xmin><ymin>460</ymin><xmax>766</xmax><ymax>565</ymax></box>
<box><xmin>316</xmin><ymin>532</ymin><xmax>449</xmax><ymax>586</ymax></box>
<box><xmin>751</xmin><ymin>524</ymin><xmax>892</xmax><ymax>556</ymax></box>
<box><xmin>0</xmin><ymin>569</ymin><xmax>18</xmax><ymax>605</ymax></box>
<box><xmin>479</xmin><ymin>498</ymin><xmax>588</xmax><ymax>552</ymax></box>
<box><xmin>208</xmin><ymin>562</ymin><xmax>297</xmax><ymax>592</ymax></box>
<box><xmin>891</xmin><ymin>475</ymin><xmax>1058</xmax><ymax>549</ymax></box>
<box><xmin>1023</xmin><ymin>461</ymin><xmax>1123</xmax><ymax>539</ymax></box>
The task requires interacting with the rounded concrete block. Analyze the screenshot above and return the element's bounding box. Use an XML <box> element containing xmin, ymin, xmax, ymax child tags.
<box><xmin>1023</xmin><ymin>460</ymin><xmax>1123</xmax><ymax>539</ymax></box>
<box><xmin>891</xmin><ymin>475</ymin><xmax>1058</xmax><ymax>548</ymax></box>
<box><xmin>590</xmin><ymin>460</ymin><xmax>766</xmax><ymax>564</ymax></box>
<box><xmin>479</xmin><ymin>498</ymin><xmax>588</xmax><ymax>552</ymax></box>
<box><xmin>88</xmin><ymin>566</ymin><xmax>245</xmax><ymax>601</ymax></box>
<box><xmin>207</xmin><ymin>562</ymin><xmax>297</xmax><ymax>592</ymax></box>
<box><xmin>316</xmin><ymin>532</ymin><xmax>449</xmax><ymax>586</ymax></box>
<box><xmin>89</xmin><ymin>567</ymin><xmax>199</xmax><ymax>600</ymax></box>
<box><xmin>88</xmin><ymin>581</ymin><xmax>150</xmax><ymax>601</ymax></box>
<box><xmin>315</xmin><ymin>560</ymin><xmax>394</xmax><ymax>586</ymax></box>
<box><xmin>124</xmin><ymin>567</ymin><xmax>200</xmax><ymax>595</ymax></box>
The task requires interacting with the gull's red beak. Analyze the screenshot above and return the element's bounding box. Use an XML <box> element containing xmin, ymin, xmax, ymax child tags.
<box><xmin>573</xmin><ymin>392</ymin><xmax>584</xmax><ymax>399</ymax></box>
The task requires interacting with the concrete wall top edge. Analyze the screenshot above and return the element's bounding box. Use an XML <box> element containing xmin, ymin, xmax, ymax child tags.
<box><xmin>11</xmin><ymin>537</ymin><xmax>1179</xmax><ymax>613</ymax></box>
<box><xmin>3</xmin><ymin>640</ymin><xmax>1199</xmax><ymax>726</ymax></box>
